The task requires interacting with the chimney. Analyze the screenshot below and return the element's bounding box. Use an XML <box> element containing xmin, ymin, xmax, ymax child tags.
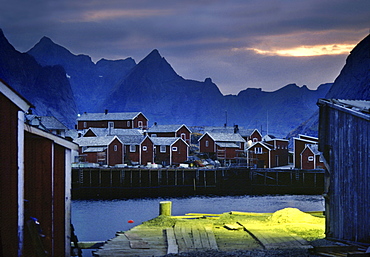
<box><xmin>154</xmin><ymin>122</ymin><xmax>157</xmax><ymax>126</ymax></box>
<box><xmin>234</xmin><ymin>124</ymin><xmax>239</xmax><ymax>133</ymax></box>
<box><xmin>105</xmin><ymin>109</ymin><xmax>108</xmax><ymax>115</ymax></box>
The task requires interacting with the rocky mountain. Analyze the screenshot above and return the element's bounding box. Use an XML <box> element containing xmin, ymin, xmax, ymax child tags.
<box><xmin>287</xmin><ymin>33</ymin><xmax>370</xmax><ymax>139</ymax></box>
<box><xmin>0</xmin><ymin>29</ymin><xmax>77</xmax><ymax>128</ymax></box>
<box><xmin>1</xmin><ymin>29</ymin><xmax>332</xmax><ymax>136</ymax></box>
<box><xmin>27</xmin><ymin>37</ymin><xmax>136</xmax><ymax>113</ymax></box>
<box><xmin>102</xmin><ymin>49</ymin><xmax>331</xmax><ymax>137</ymax></box>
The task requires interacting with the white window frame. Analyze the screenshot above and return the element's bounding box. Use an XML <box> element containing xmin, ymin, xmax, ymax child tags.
<box><xmin>138</xmin><ymin>120</ymin><xmax>143</xmax><ymax>128</ymax></box>
<box><xmin>108</xmin><ymin>121</ymin><xmax>114</xmax><ymax>128</ymax></box>
<box><xmin>142</xmin><ymin>145</ymin><xmax>147</xmax><ymax>151</ymax></box>
<box><xmin>255</xmin><ymin>147</ymin><xmax>263</xmax><ymax>154</ymax></box>
<box><xmin>160</xmin><ymin>145</ymin><xmax>166</xmax><ymax>153</ymax></box>
<box><xmin>130</xmin><ymin>145</ymin><xmax>136</xmax><ymax>152</ymax></box>
<box><xmin>172</xmin><ymin>146</ymin><xmax>178</xmax><ymax>152</ymax></box>
<box><xmin>205</xmin><ymin>140</ymin><xmax>209</xmax><ymax>147</ymax></box>
<box><xmin>114</xmin><ymin>145</ymin><xmax>118</xmax><ymax>151</ymax></box>
<box><xmin>127</xmin><ymin>120</ymin><xmax>131</xmax><ymax>127</ymax></box>
<box><xmin>181</xmin><ymin>133</ymin><xmax>186</xmax><ymax>141</ymax></box>
<box><xmin>83</xmin><ymin>121</ymin><xmax>87</xmax><ymax>128</ymax></box>
<box><xmin>253</xmin><ymin>138</ymin><xmax>258</xmax><ymax>142</ymax></box>
<box><xmin>308</xmin><ymin>156</ymin><xmax>314</xmax><ymax>161</ymax></box>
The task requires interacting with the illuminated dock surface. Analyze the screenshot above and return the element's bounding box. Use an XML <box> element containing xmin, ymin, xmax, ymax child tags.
<box><xmin>93</xmin><ymin>208</ymin><xmax>325</xmax><ymax>256</ymax></box>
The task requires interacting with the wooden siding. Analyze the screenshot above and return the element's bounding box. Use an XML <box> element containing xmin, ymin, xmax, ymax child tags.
<box><xmin>140</xmin><ymin>137</ymin><xmax>154</xmax><ymax>165</ymax></box>
<box><xmin>199</xmin><ymin>134</ymin><xmax>215</xmax><ymax>153</ymax></box>
<box><xmin>0</xmin><ymin>93</ymin><xmax>20</xmax><ymax>257</ymax></box>
<box><xmin>318</xmin><ymin>99</ymin><xmax>370</xmax><ymax>243</ymax></box>
<box><xmin>171</xmin><ymin>140</ymin><xmax>188</xmax><ymax>164</ymax></box>
<box><xmin>108</xmin><ymin>138</ymin><xmax>123</xmax><ymax>166</ymax></box>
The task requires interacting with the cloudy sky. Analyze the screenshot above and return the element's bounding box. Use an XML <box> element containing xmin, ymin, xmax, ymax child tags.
<box><xmin>1</xmin><ymin>0</ymin><xmax>369</xmax><ymax>95</ymax></box>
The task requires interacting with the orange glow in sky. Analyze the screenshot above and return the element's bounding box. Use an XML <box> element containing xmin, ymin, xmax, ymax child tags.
<box><xmin>234</xmin><ymin>44</ymin><xmax>356</xmax><ymax>57</ymax></box>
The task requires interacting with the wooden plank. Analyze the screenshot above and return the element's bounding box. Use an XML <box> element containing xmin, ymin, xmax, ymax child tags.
<box><xmin>192</xmin><ymin>225</ymin><xmax>202</xmax><ymax>249</ymax></box>
<box><xmin>239</xmin><ymin>222</ymin><xmax>311</xmax><ymax>249</ymax></box>
<box><xmin>196</xmin><ymin>225</ymin><xmax>210</xmax><ymax>249</ymax></box>
<box><xmin>204</xmin><ymin>225</ymin><xmax>218</xmax><ymax>250</ymax></box>
<box><xmin>130</xmin><ymin>240</ymin><xmax>150</xmax><ymax>249</ymax></box>
<box><xmin>165</xmin><ymin>228</ymin><xmax>178</xmax><ymax>254</ymax></box>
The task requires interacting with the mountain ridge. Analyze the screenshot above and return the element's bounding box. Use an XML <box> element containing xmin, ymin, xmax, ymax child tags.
<box><xmin>0</xmin><ymin>29</ymin><xmax>336</xmax><ymax>136</ymax></box>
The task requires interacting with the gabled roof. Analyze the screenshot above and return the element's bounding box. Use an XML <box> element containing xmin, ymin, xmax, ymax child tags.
<box><xmin>77</xmin><ymin>112</ymin><xmax>147</xmax><ymax>121</ymax></box>
<box><xmin>318</xmin><ymin>99</ymin><xmax>370</xmax><ymax>120</ymax></box>
<box><xmin>148</xmin><ymin>124</ymin><xmax>191</xmax><ymax>133</ymax></box>
<box><xmin>200</xmin><ymin>132</ymin><xmax>246</xmax><ymax>143</ymax></box>
<box><xmin>301</xmin><ymin>144</ymin><xmax>321</xmax><ymax>156</ymax></box>
<box><xmin>203</xmin><ymin>126</ymin><xmax>259</xmax><ymax>138</ymax></box>
<box><xmin>73</xmin><ymin>136</ymin><xmax>119</xmax><ymax>147</ymax></box>
<box><xmin>150</xmin><ymin>137</ymin><xmax>187</xmax><ymax>146</ymax></box>
<box><xmin>117</xmin><ymin>135</ymin><xmax>144</xmax><ymax>145</ymax></box>
<box><xmin>26</xmin><ymin>115</ymin><xmax>68</xmax><ymax>130</ymax></box>
<box><xmin>216</xmin><ymin>142</ymin><xmax>240</xmax><ymax>148</ymax></box>
<box><xmin>247</xmin><ymin>141</ymin><xmax>272</xmax><ymax>151</ymax></box>
<box><xmin>84</xmin><ymin>127</ymin><xmax>143</xmax><ymax>137</ymax></box>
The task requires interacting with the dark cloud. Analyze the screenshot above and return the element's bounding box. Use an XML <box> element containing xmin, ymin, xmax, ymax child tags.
<box><xmin>0</xmin><ymin>0</ymin><xmax>369</xmax><ymax>94</ymax></box>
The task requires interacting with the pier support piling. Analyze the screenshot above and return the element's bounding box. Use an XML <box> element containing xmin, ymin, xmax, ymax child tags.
<box><xmin>159</xmin><ymin>201</ymin><xmax>172</xmax><ymax>216</ymax></box>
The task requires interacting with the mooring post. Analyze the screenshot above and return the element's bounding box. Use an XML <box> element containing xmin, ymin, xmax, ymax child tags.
<box><xmin>159</xmin><ymin>201</ymin><xmax>172</xmax><ymax>216</ymax></box>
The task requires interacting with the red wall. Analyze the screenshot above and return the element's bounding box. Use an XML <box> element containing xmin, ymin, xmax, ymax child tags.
<box><xmin>24</xmin><ymin>133</ymin><xmax>66</xmax><ymax>256</ymax></box>
<box><xmin>172</xmin><ymin>140</ymin><xmax>188</xmax><ymax>164</ymax></box>
<box><xmin>199</xmin><ymin>134</ymin><xmax>215</xmax><ymax>153</ymax></box>
<box><xmin>0</xmin><ymin>93</ymin><xmax>20</xmax><ymax>257</ymax></box>
<box><xmin>140</xmin><ymin>137</ymin><xmax>154</xmax><ymax>165</ymax></box>
<box><xmin>108</xmin><ymin>138</ymin><xmax>123</xmax><ymax>166</ymax></box>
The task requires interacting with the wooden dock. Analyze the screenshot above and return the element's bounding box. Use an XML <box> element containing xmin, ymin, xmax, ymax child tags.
<box><xmin>92</xmin><ymin>209</ymin><xmax>325</xmax><ymax>257</ymax></box>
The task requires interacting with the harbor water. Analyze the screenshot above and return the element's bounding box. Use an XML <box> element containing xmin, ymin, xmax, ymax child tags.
<box><xmin>72</xmin><ymin>194</ymin><xmax>324</xmax><ymax>256</ymax></box>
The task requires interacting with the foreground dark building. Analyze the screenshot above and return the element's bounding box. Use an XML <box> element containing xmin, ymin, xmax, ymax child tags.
<box><xmin>0</xmin><ymin>80</ymin><xmax>78</xmax><ymax>256</ymax></box>
<box><xmin>318</xmin><ymin>99</ymin><xmax>370</xmax><ymax>243</ymax></box>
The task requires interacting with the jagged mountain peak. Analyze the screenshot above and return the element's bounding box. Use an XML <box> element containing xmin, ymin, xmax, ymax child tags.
<box><xmin>325</xmin><ymin>34</ymin><xmax>370</xmax><ymax>100</ymax></box>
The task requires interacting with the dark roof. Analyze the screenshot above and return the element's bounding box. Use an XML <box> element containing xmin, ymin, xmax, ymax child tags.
<box><xmin>26</xmin><ymin>115</ymin><xmax>68</xmax><ymax>130</ymax></box>
<box><xmin>148</xmin><ymin>124</ymin><xmax>191</xmax><ymax>133</ymax></box>
<box><xmin>77</xmin><ymin>112</ymin><xmax>147</xmax><ymax>121</ymax></box>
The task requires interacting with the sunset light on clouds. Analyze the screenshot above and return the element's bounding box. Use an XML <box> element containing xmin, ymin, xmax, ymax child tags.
<box><xmin>237</xmin><ymin>44</ymin><xmax>356</xmax><ymax>57</ymax></box>
<box><xmin>0</xmin><ymin>0</ymin><xmax>369</xmax><ymax>94</ymax></box>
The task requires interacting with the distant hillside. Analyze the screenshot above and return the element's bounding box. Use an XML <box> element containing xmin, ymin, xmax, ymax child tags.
<box><xmin>0</xmin><ymin>29</ymin><xmax>77</xmax><ymax>128</ymax></box>
<box><xmin>1</xmin><ymin>29</ymin><xmax>332</xmax><ymax>136</ymax></box>
<box><xmin>28</xmin><ymin>37</ymin><xmax>136</xmax><ymax>113</ymax></box>
<box><xmin>287</xmin><ymin>33</ymin><xmax>370</xmax><ymax>139</ymax></box>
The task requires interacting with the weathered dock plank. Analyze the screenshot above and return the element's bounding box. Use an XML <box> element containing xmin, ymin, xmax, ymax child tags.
<box><xmin>165</xmin><ymin>228</ymin><xmax>178</xmax><ymax>254</ymax></box>
<box><xmin>239</xmin><ymin>222</ymin><xmax>311</xmax><ymax>250</ymax></box>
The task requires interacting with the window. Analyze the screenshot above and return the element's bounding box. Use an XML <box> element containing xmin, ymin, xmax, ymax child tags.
<box><xmin>255</xmin><ymin>147</ymin><xmax>263</xmax><ymax>154</ymax></box>
<box><xmin>308</xmin><ymin>156</ymin><xmax>314</xmax><ymax>161</ymax></box>
<box><xmin>172</xmin><ymin>146</ymin><xmax>178</xmax><ymax>151</ymax></box>
<box><xmin>83</xmin><ymin>122</ymin><xmax>87</xmax><ymax>128</ymax></box>
<box><xmin>160</xmin><ymin>145</ymin><xmax>166</xmax><ymax>153</ymax></box>
<box><xmin>108</xmin><ymin>121</ymin><xmax>114</xmax><ymax>128</ymax></box>
<box><xmin>127</xmin><ymin>120</ymin><xmax>131</xmax><ymax>127</ymax></box>
<box><xmin>151</xmin><ymin>134</ymin><xmax>157</xmax><ymax>137</ymax></box>
<box><xmin>181</xmin><ymin>133</ymin><xmax>186</xmax><ymax>141</ymax></box>
<box><xmin>142</xmin><ymin>146</ymin><xmax>147</xmax><ymax>151</ymax></box>
<box><xmin>205</xmin><ymin>140</ymin><xmax>209</xmax><ymax>147</ymax></box>
<box><xmin>138</xmin><ymin>120</ymin><xmax>143</xmax><ymax>128</ymax></box>
<box><xmin>130</xmin><ymin>145</ymin><xmax>136</xmax><ymax>152</ymax></box>
<box><xmin>114</xmin><ymin>145</ymin><xmax>118</xmax><ymax>151</ymax></box>
<box><xmin>253</xmin><ymin>138</ymin><xmax>258</xmax><ymax>142</ymax></box>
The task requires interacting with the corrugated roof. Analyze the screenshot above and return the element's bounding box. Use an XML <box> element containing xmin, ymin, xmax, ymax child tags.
<box><xmin>77</xmin><ymin>112</ymin><xmax>144</xmax><ymax>121</ymax></box>
<box><xmin>336</xmin><ymin>99</ymin><xmax>370</xmax><ymax>113</ymax></box>
<box><xmin>150</xmin><ymin>137</ymin><xmax>179</xmax><ymax>146</ymax></box>
<box><xmin>85</xmin><ymin>128</ymin><xmax>143</xmax><ymax>137</ymax></box>
<box><xmin>204</xmin><ymin>126</ymin><xmax>257</xmax><ymax>137</ymax></box>
<box><xmin>216</xmin><ymin>142</ymin><xmax>240</xmax><ymax>148</ymax></box>
<box><xmin>117</xmin><ymin>135</ymin><xmax>144</xmax><ymax>145</ymax></box>
<box><xmin>84</xmin><ymin>147</ymin><xmax>107</xmax><ymax>153</ymax></box>
<box><xmin>74</xmin><ymin>136</ymin><xmax>116</xmax><ymax>146</ymax></box>
<box><xmin>148</xmin><ymin>124</ymin><xmax>190</xmax><ymax>133</ymax></box>
<box><xmin>206</xmin><ymin>132</ymin><xmax>246</xmax><ymax>143</ymax></box>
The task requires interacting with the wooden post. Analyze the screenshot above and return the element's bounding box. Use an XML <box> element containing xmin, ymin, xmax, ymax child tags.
<box><xmin>159</xmin><ymin>201</ymin><xmax>172</xmax><ymax>216</ymax></box>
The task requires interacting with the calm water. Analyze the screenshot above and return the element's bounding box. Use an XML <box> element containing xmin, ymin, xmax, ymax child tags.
<box><xmin>72</xmin><ymin>194</ymin><xmax>324</xmax><ymax>243</ymax></box>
